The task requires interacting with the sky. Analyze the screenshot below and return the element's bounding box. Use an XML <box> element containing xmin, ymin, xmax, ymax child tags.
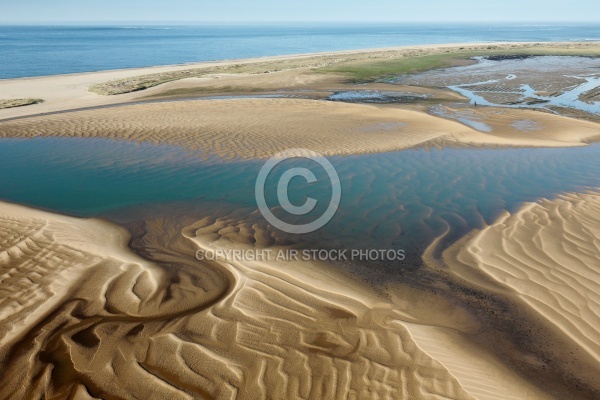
<box><xmin>0</xmin><ymin>0</ymin><xmax>598</xmax><ymax>24</ymax></box>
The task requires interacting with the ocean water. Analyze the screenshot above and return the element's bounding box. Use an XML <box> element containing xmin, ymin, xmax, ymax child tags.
<box><xmin>1</xmin><ymin>23</ymin><xmax>600</xmax><ymax>79</ymax></box>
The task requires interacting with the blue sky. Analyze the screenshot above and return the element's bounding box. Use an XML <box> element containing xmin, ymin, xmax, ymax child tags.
<box><xmin>1</xmin><ymin>0</ymin><xmax>598</xmax><ymax>23</ymax></box>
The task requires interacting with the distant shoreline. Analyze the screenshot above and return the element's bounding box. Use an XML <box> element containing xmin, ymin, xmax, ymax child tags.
<box><xmin>2</xmin><ymin>40</ymin><xmax>599</xmax><ymax>82</ymax></box>
<box><xmin>1</xmin><ymin>41</ymin><xmax>599</xmax><ymax>121</ymax></box>
<box><xmin>2</xmin><ymin>23</ymin><xmax>600</xmax><ymax>79</ymax></box>
<box><xmin>0</xmin><ymin>41</ymin><xmax>517</xmax><ymax>82</ymax></box>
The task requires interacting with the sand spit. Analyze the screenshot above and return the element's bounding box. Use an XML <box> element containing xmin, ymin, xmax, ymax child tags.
<box><xmin>440</xmin><ymin>191</ymin><xmax>600</xmax><ymax>396</ymax></box>
<box><xmin>1</xmin><ymin>41</ymin><xmax>600</xmax><ymax>120</ymax></box>
<box><xmin>1</xmin><ymin>99</ymin><xmax>599</xmax><ymax>160</ymax></box>
<box><xmin>0</xmin><ymin>201</ymin><xmax>478</xmax><ymax>399</ymax></box>
<box><xmin>88</xmin><ymin>42</ymin><xmax>600</xmax><ymax>96</ymax></box>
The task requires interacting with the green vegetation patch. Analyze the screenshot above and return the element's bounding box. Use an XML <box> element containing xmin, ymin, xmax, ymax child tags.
<box><xmin>0</xmin><ymin>98</ymin><xmax>44</xmax><ymax>110</ymax></box>
<box><xmin>89</xmin><ymin>43</ymin><xmax>600</xmax><ymax>95</ymax></box>
<box><xmin>320</xmin><ymin>53</ymin><xmax>476</xmax><ymax>81</ymax></box>
<box><xmin>145</xmin><ymin>85</ymin><xmax>269</xmax><ymax>99</ymax></box>
<box><xmin>318</xmin><ymin>45</ymin><xmax>600</xmax><ymax>82</ymax></box>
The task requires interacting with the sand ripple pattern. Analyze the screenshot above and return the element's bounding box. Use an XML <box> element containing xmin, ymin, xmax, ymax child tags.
<box><xmin>0</xmin><ymin>99</ymin><xmax>471</xmax><ymax>160</ymax></box>
<box><xmin>0</xmin><ymin>216</ymin><xmax>102</xmax><ymax>344</ymax></box>
<box><xmin>0</xmin><ymin>203</ymin><xmax>473</xmax><ymax>400</ymax></box>
<box><xmin>2</xmin><ymin>99</ymin><xmax>598</xmax><ymax>164</ymax></box>
<box><xmin>443</xmin><ymin>191</ymin><xmax>600</xmax><ymax>394</ymax></box>
<box><xmin>0</xmin><ymin>204</ymin><xmax>230</xmax><ymax>399</ymax></box>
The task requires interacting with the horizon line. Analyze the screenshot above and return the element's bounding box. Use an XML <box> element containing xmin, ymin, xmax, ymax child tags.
<box><xmin>1</xmin><ymin>20</ymin><xmax>600</xmax><ymax>25</ymax></box>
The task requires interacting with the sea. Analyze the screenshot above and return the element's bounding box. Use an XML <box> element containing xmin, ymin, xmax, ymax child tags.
<box><xmin>1</xmin><ymin>23</ymin><xmax>600</xmax><ymax>79</ymax></box>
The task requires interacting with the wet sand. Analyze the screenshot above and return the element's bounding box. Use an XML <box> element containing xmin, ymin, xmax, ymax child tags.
<box><xmin>0</xmin><ymin>200</ymin><xmax>564</xmax><ymax>399</ymax></box>
<box><xmin>0</xmin><ymin>201</ymin><xmax>476</xmax><ymax>399</ymax></box>
<box><xmin>440</xmin><ymin>191</ymin><xmax>600</xmax><ymax>393</ymax></box>
<box><xmin>4</xmin><ymin>189</ymin><xmax>600</xmax><ymax>398</ymax></box>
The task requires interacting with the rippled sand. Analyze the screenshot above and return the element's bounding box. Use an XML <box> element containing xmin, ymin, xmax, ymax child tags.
<box><xmin>0</xmin><ymin>201</ymin><xmax>479</xmax><ymax>399</ymax></box>
<box><xmin>0</xmin><ymin>202</ymin><xmax>230</xmax><ymax>399</ymax></box>
<box><xmin>0</xmin><ymin>99</ymin><xmax>468</xmax><ymax>159</ymax></box>
<box><xmin>440</xmin><ymin>191</ymin><xmax>600</xmax><ymax>397</ymax></box>
<box><xmin>1</xmin><ymin>99</ymin><xmax>599</xmax><ymax>161</ymax></box>
<box><xmin>8</xmin><ymin>198</ymin><xmax>597</xmax><ymax>398</ymax></box>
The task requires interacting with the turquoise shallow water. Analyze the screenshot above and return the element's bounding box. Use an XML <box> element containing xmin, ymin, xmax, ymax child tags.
<box><xmin>1</xmin><ymin>137</ymin><xmax>599</xmax><ymax>266</ymax></box>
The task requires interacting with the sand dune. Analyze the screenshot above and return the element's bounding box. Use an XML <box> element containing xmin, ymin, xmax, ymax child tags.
<box><xmin>441</xmin><ymin>191</ymin><xmax>600</xmax><ymax>396</ymax></box>
<box><xmin>1</xmin><ymin>99</ymin><xmax>598</xmax><ymax>161</ymax></box>
<box><xmin>0</xmin><ymin>98</ymin><xmax>43</xmax><ymax>110</ymax></box>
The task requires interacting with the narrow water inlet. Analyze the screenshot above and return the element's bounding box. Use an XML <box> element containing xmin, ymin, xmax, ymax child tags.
<box><xmin>1</xmin><ymin>136</ymin><xmax>600</xmax><ymax>272</ymax></box>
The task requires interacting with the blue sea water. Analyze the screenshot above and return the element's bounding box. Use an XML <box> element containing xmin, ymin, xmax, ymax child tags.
<box><xmin>1</xmin><ymin>23</ymin><xmax>600</xmax><ymax>79</ymax></box>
